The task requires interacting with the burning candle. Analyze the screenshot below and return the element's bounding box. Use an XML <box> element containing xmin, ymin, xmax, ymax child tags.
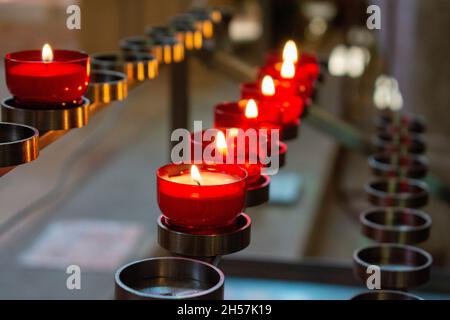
<box><xmin>157</xmin><ymin>163</ymin><xmax>247</xmax><ymax>230</ymax></box>
<box><xmin>265</xmin><ymin>40</ymin><xmax>320</xmax><ymax>83</ymax></box>
<box><xmin>241</xmin><ymin>75</ymin><xmax>303</xmax><ymax>130</ymax></box>
<box><xmin>5</xmin><ymin>44</ymin><xmax>90</xmax><ymax>105</ymax></box>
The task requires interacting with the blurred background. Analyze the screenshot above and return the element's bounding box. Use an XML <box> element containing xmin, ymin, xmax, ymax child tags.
<box><xmin>0</xmin><ymin>0</ymin><xmax>449</xmax><ymax>299</ymax></box>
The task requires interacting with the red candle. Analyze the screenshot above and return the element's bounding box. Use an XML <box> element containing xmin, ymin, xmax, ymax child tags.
<box><xmin>190</xmin><ymin>129</ymin><xmax>263</xmax><ymax>186</ymax></box>
<box><xmin>265</xmin><ymin>40</ymin><xmax>320</xmax><ymax>82</ymax></box>
<box><xmin>157</xmin><ymin>163</ymin><xmax>247</xmax><ymax>231</ymax></box>
<box><xmin>5</xmin><ymin>44</ymin><xmax>90</xmax><ymax>105</ymax></box>
<box><xmin>240</xmin><ymin>76</ymin><xmax>303</xmax><ymax>127</ymax></box>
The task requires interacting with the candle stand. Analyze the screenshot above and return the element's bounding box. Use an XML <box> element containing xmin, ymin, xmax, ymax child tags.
<box><xmin>245</xmin><ymin>176</ymin><xmax>270</xmax><ymax>207</ymax></box>
<box><xmin>353</xmin><ymin>110</ymin><xmax>433</xmax><ymax>299</ymax></box>
<box><xmin>0</xmin><ymin>122</ymin><xmax>39</xmax><ymax>167</ymax></box>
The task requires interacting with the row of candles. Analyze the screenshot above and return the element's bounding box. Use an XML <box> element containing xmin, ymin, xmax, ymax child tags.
<box><xmin>157</xmin><ymin>40</ymin><xmax>319</xmax><ymax>232</ymax></box>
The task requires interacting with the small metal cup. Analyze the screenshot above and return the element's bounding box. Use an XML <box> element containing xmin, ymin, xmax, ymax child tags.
<box><xmin>365</xmin><ymin>178</ymin><xmax>429</xmax><ymax>208</ymax></box>
<box><xmin>368</xmin><ymin>153</ymin><xmax>428</xmax><ymax>179</ymax></box>
<box><xmin>115</xmin><ymin>257</ymin><xmax>224</xmax><ymax>300</ymax></box>
<box><xmin>0</xmin><ymin>122</ymin><xmax>39</xmax><ymax>167</ymax></box>
<box><xmin>372</xmin><ymin>132</ymin><xmax>426</xmax><ymax>155</ymax></box>
<box><xmin>246</xmin><ymin>175</ymin><xmax>270</xmax><ymax>207</ymax></box>
<box><xmin>360</xmin><ymin>207</ymin><xmax>431</xmax><ymax>244</ymax></box>
<box><xmin>353</xmin><ymin>244</ymin><xmax>432</xmax><ymax>290</ymax></box>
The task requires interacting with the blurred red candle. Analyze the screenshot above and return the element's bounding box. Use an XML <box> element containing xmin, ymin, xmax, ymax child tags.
<box><xmin>5</xmin><ymin>44</ymin><xmax>90</xmax><ymax>105</ymax></box>
<box><xmin>241</xmin><ymin>75</ymin><xmax>303</xmax><ymax>126</ymax></box>
<box><xmin>157</xmin><ymin>163</ymin><xmax>247</xmax><ymax>231</ymax></box>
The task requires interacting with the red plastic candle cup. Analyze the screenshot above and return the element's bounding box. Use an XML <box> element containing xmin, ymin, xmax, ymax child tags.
<box><xmin>5</xmin><ymin>46</ymin><xmax>90</xmax><ymax>105</ymax></box>
<box><xmin>240</xmin><ymin>80</ymin><xmax>303</xmax><ymax>125</ymax></box>
<box><xmin>190</xmin><ymin>130</ymin><xmax>263</xmax><ymax>186</ymax></box>
<box><xmin>157</xmin><ymin>163</ymin><xmax>247</xmax><ymax>231</ymax></box>
<box><xmin>214</xmin><ymin>100</ymin><xmax>259</xmax><ymax>130</ymax></box>
<box><xmin>265</xmin><ymin>49</ymin><xmax>320</xmax><ymax>82</ymax></box>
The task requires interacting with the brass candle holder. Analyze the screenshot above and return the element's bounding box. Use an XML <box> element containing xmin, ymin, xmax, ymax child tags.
<box><xmin>0</xmin><ymin>122</ymin><xmax>39</xmax><ymax>168</ymax></box>
<box><xmin>351</xmin><ymin>290</ymin><xmax>422</xmax><ymax>300</ymax></box>
<box><xmin>1</xmin><ymin>97</ymin><xmax>90</xmax><ymax>132</ymax></box>
<box><xmin>375</xmin><ymin>111</ymin><xmax>426</xmax><ymax>134</ymax></box>
<box><xmin>91</xmin><ymin>52</ymin><xmax>158</xmax><ymax>84</ymax></box>
<box><xmin>368</xmin><ymin>153</ymin><xmax>428</xmax><ymax>179</ymax></box>
<box><xmin>246</xmin><ymin>176</ymin><xmax>270</xmax><ymax>207</ymax></box>
<box><xmin>372</xmin><ymin>132</ymin><xmax>426</xmax><ymax>155</ymax></box>
<box><xmin>85</xmin><ymin>70</ymin><xmax>128</xmax><ymax>107</ymax></box>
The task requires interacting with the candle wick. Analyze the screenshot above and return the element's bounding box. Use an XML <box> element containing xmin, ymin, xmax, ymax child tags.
<box><xmin>195</xmin><ymin>180</ymin><xmax>201</xmax><ymax>186</ymax></box>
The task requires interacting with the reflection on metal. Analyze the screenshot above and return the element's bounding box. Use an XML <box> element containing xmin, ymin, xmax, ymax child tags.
<box><xmin>0</xmin><ymin>122</ymin><xmax>39</xmax><ymax>168</ymax></box>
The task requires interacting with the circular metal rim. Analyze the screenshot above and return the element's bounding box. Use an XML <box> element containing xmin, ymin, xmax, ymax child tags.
<box><xmin>1</xmin><ymin>97</ymin><xmax>90</xmax><ymax>131</ymax></box>
<box><xmin>353</xmin><ymin>244</ymin><xmax>432</xmax><ymax>289</ymax></box>
<box><xmin>114</xmin><ymin>257</ymin><xmax>224</xmax><ymax>300</ymax></box>
<box><xmin>375</xmin><ymin>112</ymin><xmax>426</xmax><ymax>133</ymax></box>
<box><xmin>245</xmin><ymin>175</ymin><xmax>270</xmax><ymax>207</ymax></box>
<box><xmin>372</xmin><ymin>133</ymin><xmax>426</xmax><ymax>155</ymax></box>
<box><xmin>158</xmin><ymin>213</ymin><xmax>251</xmax><ymax>257</ymax></box>
<box><xmin>0</xmin><ymin>122</ymin><xmax>39</xmax><ymax>167</ymax></box>
<box><xmin>281</xmin><ymin>120</ymin><xmax>300</xmax><ymax>141</ymax></box>
<box><xmin>119</xmin><ymin>36</ymin><xmax>153</xmax><ymax>53</ymax></box>
<box><xmin>368</xmin><ymin>153</ymin><xmax>428</xmax><ymax>179</ymax></box>
<box><xmin>360</xmin><ymin>207</ymin><xmax>432</xmax><ymax>244</ymax></box>
<box><xmin>350</xmin><ymin>290</ymin><xmax>423</xmax><ymax>300</ymax></box>
<box><xmin>85</xmin><ymin>70</ymin><xmax>128</xmax><ymax>104</ymax></box>
<box><xmin>364</xmin><ymin>178</ymin><xmax>429</xmax><ymax>208</ymax></box>
<box><xmin>90</xmin><ymin>51</ymin><xmax>158</xmax><ymax>82</ymax></box>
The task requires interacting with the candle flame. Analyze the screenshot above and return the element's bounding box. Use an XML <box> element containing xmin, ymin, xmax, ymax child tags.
<box><xmin>42</xmin><ymin>43</ymin><xmax>53</xmax><ymax>62</ymax></box>
<box><xmin>261</xmin><ymin>75</ymin><xmax>275</xmax><ymax>96</ymax></box>
<box><xmin>245</xmin><ymin>99</ymin><xmax>258</xmax><ymax>119</ymax></box>
<box><xmin>280</xmin><ymin>60</ymin><xmax>295</xmax><ymax>79</ymax></box>
<box><xmin>215</xmin><ymin>131</ymin><xmax>227</xmax><ymax>154</ymax></box>
<box><xmin>282</xmin><ymin>40</ymin><xmax>298</xmax><ymax>63</ymax></box>
<box><xmin>190</xmin><ymin>165</ymin><xmax>202</xmax><ymax>185</ymax></box>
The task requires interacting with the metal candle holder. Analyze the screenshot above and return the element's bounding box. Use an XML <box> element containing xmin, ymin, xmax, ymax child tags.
<box><xmin>365</xmin><ymin>178</ymin><xmax>429</xmax><ymax>208</ymax></box>
<box><xmin>1</xmin><ymin>97</ymin><xmax>90</xmax><ymax>132</ymax></box>
<box><xmin>85</xmin><ymin>70</ymin><xmax>128</xmax><ymax>108</ymax></box>
<box><xmin>353</xmin><ymin>244</ymin><xmax>432</xmax><ymax>290</ymax></box>
<box><xmin>91</xmin><ymin>52</ymin><xmax>158</xmax><ymax>84</ymax></box>
<box><xmin>0</xmin><ymin>122</ymin><xmax>39</xmax><ymax>168</ymax></box>
<box><xmin>360</xmin><ymin>207</ymin><xmax>431</xmax><ymax>245</ymax></box>
<box><xmin>157</xmin><ymin>213</ymin><xmax>251</xmax><ymax>259</ymax></box>
<box><xmin>281</xmin><ymin>119</ymin><xmax>300</xmax><ymax>141</ymax></box>
<box><xmin>375</xmin><ymin>112</ymin><xmax>426</xmax><ymax>134</ymax></box>
<box><xmin>115</xmin><ymin>257</ymin><xmax>224</xmax><ymax>300</ymax></box>
<box><xmin>368</xmin><ymin>153</ymin><xmax>428</xmax><ymax>179</ymax></box>
<box><xmin>372</xmin><ymin>132</ymin><xmax>426</xmax><ymax>155</ymax></box>
<box><xmin>350</xmin><ymin>290</ymin><xmax>422</xmax><ymax>300</ymax></box>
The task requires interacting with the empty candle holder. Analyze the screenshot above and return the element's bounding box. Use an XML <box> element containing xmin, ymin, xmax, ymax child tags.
<box><xmin>353</xmin><ymin>244</ymin><xmax>432</xmax><ymax>290</ymax></box>
<box><xmin>85</xmin><ymin>70</ymin><xmax>128</xmax><ymax>107</ymax></box>
<box><xmin>170</xmin><ymin>14</ymin><xmax>204</xmax><ymax>50</ymax></box>
<box><xmin>115</xmin><ymin>257</ymin><xmax>224</xmax><ymax>300</ymax></box>
<box><xmin>1</xmin><ymin>97</ymin><xmax>89</xmax><ymax>132</ymax></box>
<box><xmin>0</xmin><ymin>122</ymin><xmax>39</xmax><ymax>168</ymax></box>
<box><xmin>372</xmin><ymin>132</ymin><xmax>426</xmax><ymax>155</ymax></box>
<box><xmin>186</xmin><ymin>7</ymin><xmax>215</xmax><ymax>40</ymax></box>
<box><xmin>158</xmin><ymin>213</ymin><xmax>251</xmax><ymax>259</ymax></box>
<box><xmin>375</xmin><ymin>111</ymin><xmax>426</xmax><ymax>134</ymax></box>
<box><xmin>350</xmin><ymin>290</ymin><xmax>422</xmax><ymax>300</ymax></box>
<box><xmin>365</xmin><ymin>178</ymin><xmax>429</xmax><ymax>208</ymax></box>
<box><xmin>91</xmin><ymin>52</ymin><xmax>158</xmax><ymax>83</ymax></box>
<box><xmin>360</xmin><ymin>207</ymin><xmax>431</xmax><ymax>245</ymax></box>
<box><xmin>368</xmin><ymin>153</ymin><xmax>428</xmax><ymax>179</ymax></box>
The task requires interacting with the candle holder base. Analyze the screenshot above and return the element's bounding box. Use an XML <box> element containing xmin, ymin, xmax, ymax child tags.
<box><xmin>360</xmin><ymin>207</ymin><xmax>431</xmax><ymax>245</ymax></box>
<box><xmin>158</xmin><ymin>213</ymin><xmax>251</xmax><ymax>258</ymax></box>
<box><xmin>281</xmin><ymin>120</ymin><xmax>299</xmax><ymax>141</ymax></box>
<box><xmin>365</xmin><ymin>178</ymin><xmax>429</xmax><ymax>208</ymax></box>
<box><xmin>278</xmin><ymin>142</ymin><xmax>287</xmax><ymax>168</ymax></box>
<box><xmin>368</xmin><ymin>153</ymin><xmax>428</xmax><ymax>179</ymax></box>
<box><xmin>85</xmin><ymin>70</ymin><xmax>128</xmax><ymax>106</ymax></box>
<box><xmin>353</xmin><ymin>244</ymin><xmax>432</xmax><ymax>290</ymax></box>
<box><xmin>0</xmin><ymin>122</ymin><xmax>39</xmax><ymax>167</ymax></box>
<box><xmin>245</xmin><ymin>175</ymin><xmax>270</xmax><ymax>207</ymax></box>
<box><xmin>1</xmin><ymin>97</ymin><xmax>89</xmax><ymax>131</ymax></box>
<box><xmin>115</xmin><ymin>257</ymin><xmax>224</xmax><ymax>300</ymax></box>
<box><xmin>350</xmin><ymin>290</ymin><xmax>422</xmax><ymax>300</ymax></box>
